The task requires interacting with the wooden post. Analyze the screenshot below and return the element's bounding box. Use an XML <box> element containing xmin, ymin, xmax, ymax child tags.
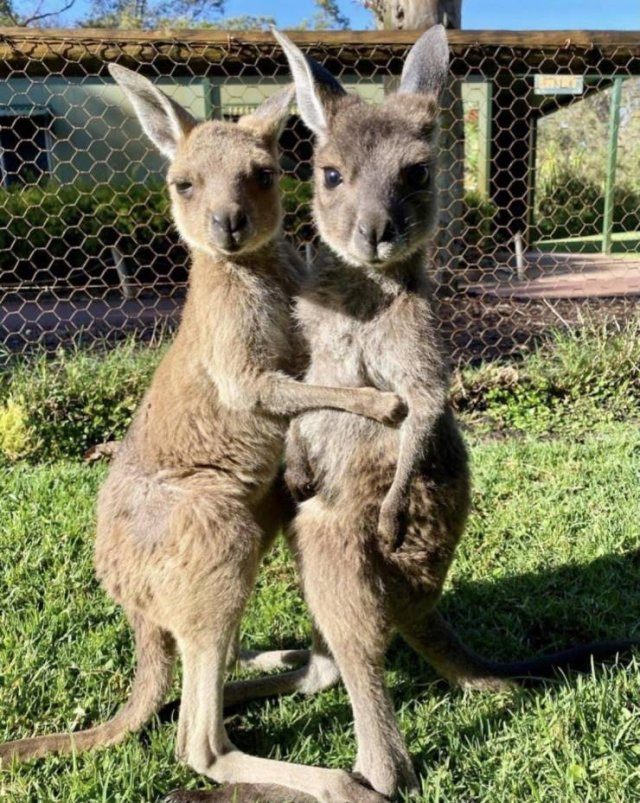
<box><xmin>602</xmin><ymin>76</ymin><xmax>624</xmax><ymax>255</ymax></box>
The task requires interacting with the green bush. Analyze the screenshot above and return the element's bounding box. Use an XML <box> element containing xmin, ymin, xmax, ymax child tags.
<box><xmin>461</xmin><ymin>190</ymin><xmax>500</xmax><ymax>248</ymax></box>
<box><xmin>0</xmin><ymin>399</ymin><xmax>34</xmax><ymax>461</ymax></box>
<box><xmin>0</xmin><ymin>177</ymin><xmax>316</xmax><ymax>286</ymax></box>
<box><xmin>0</xmin><ymin>340</ymin><xmax>164</xmax><ymax>463</ymax></box>
<box><xmin>0</xmin><ymin>181</ymin><xmax>182</xmax><ymax>285</ymax></box>
<box><xmin>535</xmin><ymin>170</ymin><xmax>640</xmax><ymax>241</ymax></box>
<box><xmin>281</xmin><ymin>175</ymin><xmax>313</xmax><ymax>239</ymax></box>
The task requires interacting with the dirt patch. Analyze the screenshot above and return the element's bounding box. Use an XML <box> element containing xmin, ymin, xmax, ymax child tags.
<box><xmin>438</xmin><ymin>292</ymin><xmax>638</xmax><ymax>365</ymax></box>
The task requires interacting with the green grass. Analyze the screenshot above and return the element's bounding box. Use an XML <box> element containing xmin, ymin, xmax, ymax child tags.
<box><xmin>454</xmin><ymin>318</ymin><xmax>640</xmax><ymax>435</ymax></box>
<box><xmin>2</xmin><ymin>323</ymin><xmax>640</xmax><ymax>800</ymax></box>
<box><xmin>3</xmin><ymin>316</ymin><xmax>640</xmax><ymax>464</ymax></box>
<box><xmin>0</xmin><ymin>340</ymin><xmax>165</xmax><ymax>463</ymax></box>
<box><xmin>1</xmin><ymin>424</ymin><xmax>640</xmax><ymax>802</ymax></box>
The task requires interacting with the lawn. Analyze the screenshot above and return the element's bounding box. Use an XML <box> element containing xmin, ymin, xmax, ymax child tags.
<box><xmin>1</xmin><ymin>328</ymin><xmax>640</xmax><ymax>802</ymax></box>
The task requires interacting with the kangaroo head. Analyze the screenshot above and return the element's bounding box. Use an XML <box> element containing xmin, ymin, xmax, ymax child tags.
<box><xmin>109</xmin><ymin>65</ymin><xmax>293</xmax><ymax>258</ymax></box>
<box><xmin>273</xmin><ymin>27</ymin><xmax>449</xmax><ymax>270</ymax></box>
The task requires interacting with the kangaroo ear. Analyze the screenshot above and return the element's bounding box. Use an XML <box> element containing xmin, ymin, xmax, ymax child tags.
<box><xmin>109</xmin><ymin>63</ymin><xmax>196</xmax><ymax>159</ymax></box>
<box><xmin>271</xmin><ymin>28</ymin><xmax>346</xmax><ymax>141</ymax></box>
<box><xmin>398</xmin><ymin>24</ymin><xmax>450</xmax><ymax>99</ymax></box>
<box><xmin>237</xmin><ymin>84</ymin><xmax>295</xmax><ymax>143</ymax></box>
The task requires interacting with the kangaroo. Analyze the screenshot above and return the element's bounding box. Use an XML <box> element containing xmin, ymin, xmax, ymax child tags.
<box><xmin>0</xmin><ymin>64</ymin><xmax>405</xmax><ymax>803</ymax></box>
<box><xmin>195</xmin><ymin>27</ymin><xmax>635</xmax><ymax>801</ymax></box>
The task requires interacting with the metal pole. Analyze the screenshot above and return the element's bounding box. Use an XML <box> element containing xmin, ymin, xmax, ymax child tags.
<box><xmin>602</xmin><ymin>77</ymin><xmax>624</xmax><ymax>255</ymax></box>
<box><xmin>514</xmin><ymin>231</ymin><xmax>526</xmax><ymax>281</ymax></box>
<box><xmin>111</xmin><ymin>246</ymin><xmax>135</xmax><ymax>300</ymax></box>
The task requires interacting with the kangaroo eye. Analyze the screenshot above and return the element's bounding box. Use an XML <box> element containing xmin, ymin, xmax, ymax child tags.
<box><xmin>256</xmin><ymin>168</ymin><xmax>275</xmax><ymax>189</ymax></box>
<box><xmin>404</xmin><ymin>163</ymin><xmax>430</xmax><ymax>189</ymax></box>
<box><xmin>174</xmin><ymin>180</ymin><xmax>193</xmax><ymax>196</ymax></box>
<box><xmin>323</xmin><ymin>167</ymin><xmax>343</xmax><ymax>189</ymax></box>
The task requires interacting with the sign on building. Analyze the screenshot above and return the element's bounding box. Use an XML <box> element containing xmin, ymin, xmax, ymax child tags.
<box><xmin>534</xmin><ymin>75</ymin><xmax>584</xmax><ymax>95</ymax></box>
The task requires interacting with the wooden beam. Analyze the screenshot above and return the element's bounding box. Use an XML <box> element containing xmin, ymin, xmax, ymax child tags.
<box><xmin>0</xmin><ymin>28</ymin><xmax>638</xmax><ymax>48</ymax></box>
<box><xmin>0</xmin><ymin>28</ymin><xmax>635</xmax><ymax>77</ymax></box>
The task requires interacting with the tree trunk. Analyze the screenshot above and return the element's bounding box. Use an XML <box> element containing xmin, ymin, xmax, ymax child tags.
<box><xmin>371</xmin><ymin>0</ymin><xmax>461</xmax><ymax>30</ymax></box>
<box><xmin>374</xmin><ymin>0</ymin><xmax>465</xmax><ymax>289</ymax></box>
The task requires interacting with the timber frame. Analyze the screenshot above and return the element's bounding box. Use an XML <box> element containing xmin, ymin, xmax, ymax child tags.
<box><xmin>0</xmin><ymin>29</ymin><xmax>636</xmax><ymax>77</ymax></box>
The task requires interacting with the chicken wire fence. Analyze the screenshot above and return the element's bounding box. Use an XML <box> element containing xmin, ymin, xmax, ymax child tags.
<box><xmin>0</xmin><ymin>29</ymin><xmax>639</xmax><ymax>363</ymax></box>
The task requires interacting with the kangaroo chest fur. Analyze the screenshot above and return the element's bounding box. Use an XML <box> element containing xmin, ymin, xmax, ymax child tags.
<box><xmin>294</xmin><ymin>271</ymin><xmax>407</xmax><ymax>494</ymax></box>
<box><xmin>119</xmin><ymin>259</ymin><xmax>296</xmax><ymax>498</ymax></box>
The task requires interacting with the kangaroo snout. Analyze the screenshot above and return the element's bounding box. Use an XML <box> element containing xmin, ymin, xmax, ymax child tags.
<box><xmin>211</xmin><ymin>205</ymin><xmax>250</xmax><ymax>251</ymax></box>
<box><xmin>353</xmin><ymin>212</ymin><xmax>398</xmax><ymax>263</ymax></box>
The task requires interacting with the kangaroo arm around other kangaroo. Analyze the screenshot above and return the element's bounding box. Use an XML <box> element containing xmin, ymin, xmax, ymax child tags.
<box><xmin>255</xmin><ymin>372</ymin><xmax>407</xmax><ymax>424</ymax></box>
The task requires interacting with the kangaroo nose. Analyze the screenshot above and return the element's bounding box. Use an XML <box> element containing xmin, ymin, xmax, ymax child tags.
<box><xmin>356</xmin><ymin>216</ymin><xmax>396</xmax><ymax>248</ymax></box>
<box><xmin>212</xmin><ymin>206</ymin><xmax>248</xmax><ymax>236</ymax></box>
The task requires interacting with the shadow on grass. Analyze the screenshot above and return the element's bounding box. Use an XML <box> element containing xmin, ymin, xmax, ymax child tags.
<box><xmin>153</xmin><ymin>548</ymin><xmax>640</xmax><ymax>763</ymax></box>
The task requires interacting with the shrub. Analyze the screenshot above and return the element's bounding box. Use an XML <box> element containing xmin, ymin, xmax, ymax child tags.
<box><xmin>534</xmin><ymin>170</ymin><xmax>640</xmax><ymax>241</ymax></box>
<box><xmin>0</xmin><ymin>340</ymin><xmax>164</xmax><ymax>463</ymax></box>
<box><xmin>454</xmin><ymin>318</ymin><xmax>640</xmax><ymax>432</ymax></box>
<box><xmin>0</xmin><ymin>177</ymin><xmax>316</xmax><ymax>289</ymax></box>
<box><xmin>281</xmin><ymin>175</ymin><xmax>313</xmax><ymax>234</ymax></box>
<box><xmin>0</xmin><ymin>181</ymin><xmax>187</xmax><ymax>287</ymax></box>
<box><xmin>0</xmin><ymin>398</ymin><xmax>34</xmax><ymax>461</ymax></box>
<box><xmin>461</xmin><ymin>190</ymin><xmax>499</xmax><ymax>249</ymax></box>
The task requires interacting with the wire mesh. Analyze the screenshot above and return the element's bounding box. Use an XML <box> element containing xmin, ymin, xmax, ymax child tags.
<box><xmin>0</xmin><ymin>29</ymin><xmax>638</xmax><ymax>363</ymax></box>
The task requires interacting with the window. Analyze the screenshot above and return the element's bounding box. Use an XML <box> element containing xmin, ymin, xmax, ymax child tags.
<box><xmin>0</xmin><ymin>108</ymin><xmax>51</xmax><ymax>186</ymax></box>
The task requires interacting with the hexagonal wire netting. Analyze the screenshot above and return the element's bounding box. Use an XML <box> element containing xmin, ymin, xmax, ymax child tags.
<box><xmin>0</xmin><ymin>29</ymin><xmax>638</xmax><ymax>364</ymax></box>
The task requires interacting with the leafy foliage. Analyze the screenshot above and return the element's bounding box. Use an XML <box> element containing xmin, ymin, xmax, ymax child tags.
<box><xmin>0</xmin><ymin>177</ymin><xmax>315</xmax><ymax>286</ymax></box>
<box><xmin>0</xmin><ymin>340</ymin><xmax>163</xmax><ymax>463</ymax></box>
<box><xmin>299</xmin><ymin>0</ymin><xmax>350</xmax><ymax>29</ymax></box>
<box><xmin>535</xmin><ymin>170</ymin><xmax>640</xmax><ymax>241</ymax></box>
<box><xmin>80</xmin><ymin>0</ymin><xmax>351</xmax><ymax>29</ymax></box>
<box><xmin>534</xmin><ymin>77</ymin><xmax>640</xmax><ymax>239</ymax></box>
<box><xmin>0</xmin><ymin>181</ymin><xmax>180</xmax><ymax>286</ymax></box>
<box><xmin>81</xmin><ymin>0</ymin><xmax>224</xmax><ymax>29</ymax></box>
<box><xmin>0</xmin><ymin>0</ymin><xmax>78</xmax><ymax>26</ymax></box>
<box><xmin>462</xmin><ymin>190</ymin><xmax>500</xmax><ymax>248</ymax></box>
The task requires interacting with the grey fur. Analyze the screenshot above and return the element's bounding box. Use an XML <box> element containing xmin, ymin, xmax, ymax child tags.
<box><xmin>223</xmin><ymin>28</ymin><xmax>503</xmax><ymax>800</ymax></box>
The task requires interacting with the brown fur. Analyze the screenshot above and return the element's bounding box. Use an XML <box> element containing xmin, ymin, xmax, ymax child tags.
<box><xmin>0</xmin><ymin>65</ymin><xmax>405</xmax><ymax>803</ymax></box>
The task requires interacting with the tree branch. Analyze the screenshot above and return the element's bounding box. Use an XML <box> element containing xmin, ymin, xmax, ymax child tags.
<box><xmin>20</xmin><ymin>0</ymin><xmax>78</xmax><ymax>26</ymax></box>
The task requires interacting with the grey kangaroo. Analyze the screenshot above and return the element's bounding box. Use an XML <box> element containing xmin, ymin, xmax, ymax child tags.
<box><xmin>204</xmin><ymin>27</ymin><xmax>635</xmax><ymax>800</ymax></box>
<box><xmin>0</xmin><ymin>64</ymin><xmax>405</xmax><ymax>803</ymax></box>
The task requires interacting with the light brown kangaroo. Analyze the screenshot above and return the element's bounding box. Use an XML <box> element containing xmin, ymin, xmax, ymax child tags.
<box><xmin>0</xmin><ymin>64</ymin><xmax>404</xmax><ymax>803</ymax></box>
<box><xmin>206</xmin><ymin>27</ymin><xmax>636</xmax><ymax>801</ymax></box>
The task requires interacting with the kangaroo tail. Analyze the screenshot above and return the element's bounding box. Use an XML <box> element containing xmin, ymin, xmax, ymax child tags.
<box><xmin>0</xmin><ymin>615</ymin><xmax>174</xmax><ymax>765</ymax></box>
<box><xmin>403</xmin><ymin>609</ymin><xmax>638</xmax><ymax>690</ymax></box>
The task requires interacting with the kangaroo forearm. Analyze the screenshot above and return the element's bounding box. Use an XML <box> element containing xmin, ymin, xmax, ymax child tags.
<box><xmin>386</xmin><ymin>390</ymin><xmax>444</xmax><ymax>501</ymax></box>
<box><xmin>257</xmin><ymin>373</ymin><xmax>381</xmax><ymax>418</ymax></box>
<box><xmin>387</xmin><ymin>412</ymin><xmax>434</xmax><ymax>501</ymax></box>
